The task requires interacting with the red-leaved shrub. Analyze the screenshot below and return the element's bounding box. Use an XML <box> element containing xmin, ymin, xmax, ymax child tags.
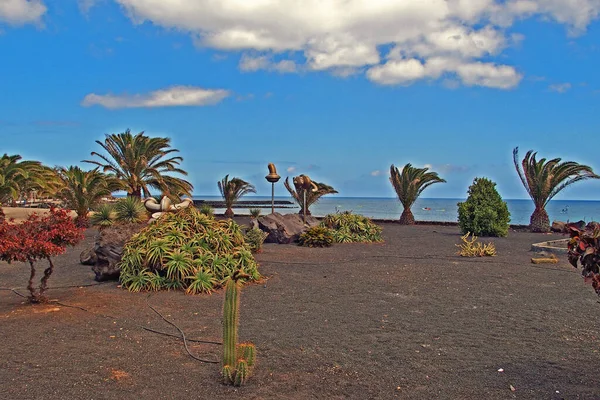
<box><xmin>0</xmin><ymin>207</ymin><xmax>84</xmax><ymax>303</ymax></box>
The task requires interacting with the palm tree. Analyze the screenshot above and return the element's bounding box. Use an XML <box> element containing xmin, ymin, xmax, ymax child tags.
<box><xmin>389</xmin><ymin>163</ymin><xmax>446</xmax><ymax>224</ymax></box>
<box><xmin>218</xmin><ymin>175</ymin><xmax>256</xmax><ymax>218</ymax></box>
<box><xmin>83</xmin><ymin>130</ymin><xmax>193</xmax><ymax>199</ymax></box>
<box><xmin>0</xmin><ymin>154</ymin><xmax>55</xmax><ymax>206</ymax></box>
<box><xmin>284</xmin><ymin>177</ymin><xmax>338</xmax><ymax>216</ymax></box>
<box><xmin>55</xmin><ymin>166</ymin><xmax>121</xmax><ymax>225</ymax></box>
<box><xmin>513</xmin><ymin>147</ymin><xmax>599</xmax><ymax>232</ymax></box>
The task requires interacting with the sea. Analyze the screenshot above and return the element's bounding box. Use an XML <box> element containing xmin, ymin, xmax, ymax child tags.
<box><xmin>192</xmin><ymin>196</ymin><xmax>600</xmax><ymax>225</ymax></box>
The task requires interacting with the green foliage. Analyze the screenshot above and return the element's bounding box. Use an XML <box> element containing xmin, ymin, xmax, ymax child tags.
<box><xmin>0</xmin><ymin>154</ymin><xmax>58</xmax><ymax>205</ymax></box>
<box><xmin>222</xmin><ymin>277</ymin><xmax>256</xmax><ymax>386</ymax></box>
<box><xmin>90</xmin><ymin>203</ymin><xmax>117</xmax><ymax>229</ymax></box>
<box><xmin>114</xmin><ymin>196</ymin><xmax>147</xmax><ymax>223</ymax></box>
<box><xmin>199</xmin><ymin>204</ymin><xmax>214</xmax><ymax>216</ymax></box>
<box><xmin>298</xmin><ymin>226</ymin><xmax>334</xmax><ymax>247</ymax></box>
<box><xmin>118</xmin><ymin>207</ymin><xmax>260</xmax><ymax>293</ymax></box>
<box><xmin>390</xmin><ymin>163</ymin><xmax>446</xmax><ymax>224</ymax></box>
<box><xmin>244</xmin><ymin>228</ymin><xmax>269</xmax><ymax>253</ymax></box>
<box><xmin>321</xmin><ymin>212</ymin><xmax>383</xmax><ymax>243</ymax></box>
<box><xmin>513</xmin><ymin>147</ymin><xmax>600</xmax><ymax>232</ymax></box>
<box><xmin>458</xmin><ymin>177</ymin><xmax>510</xmax><ymax>237</ymax></box>
<box><xmin>249</xmin><ymin>208</ymin><xmax>261</xmax><ymax>218</ymax></box>
<box><xmin>83</xmin><ymin>129</ymin><xmax>193</xmax><ymax>199</ymax></box>
<box><xmin>55</xmin><ymin>166</ymin><xmax>121</xmax><ymax>223</ymax></box>
<box><xmin>218</xmin><ymin>175</ymin><xmax>256</xmax><ymax>218</ymax></box>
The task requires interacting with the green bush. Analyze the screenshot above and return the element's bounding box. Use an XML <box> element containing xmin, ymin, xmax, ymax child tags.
<box><xmin>249</xmin><ymin>208</ymin><xmax>261</xmax><ymax>218</ymax></box>
<box><xmin>244</xmin><ymin>228</ymin><xmax>269</xmax><ymax>253</ymax></box>
<box><xmin>320</xmin><ymin>212</ymin><xmax>383</xmax><ymax>243</ymax></box>
<box><xmin>458</xmin><ymin>177</ymin><xmax>510</xmax><ymax>237</ymax></box>
<box><xmin>114</xmin><ymin>196</ymin><xmax>147</xmax><ymax>223</ymax></box>
<box><xmin>119</xmin><ymin>207</ymin><xmax>260</xmax><ymax>294</ymax></box>
<box><xmin>298</xmin><ymin>226</ymin><xmax>334</xmax><ymax>247</ymax></box>
<box><xmin>90</xmin><ymin>203</ymin><xmax>117</xmax><ymax>229</ymax></box>
<box><xmin>199</xmin><ymin>204</ymin><xmax>214</xmax><ymax>217</ymax></box>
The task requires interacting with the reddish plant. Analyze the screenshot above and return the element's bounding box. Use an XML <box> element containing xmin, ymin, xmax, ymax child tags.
<box><xmin>0</xmin><ymin>207</ymin><xmax>84</xmax><ymax>303</ymax></box>
<box><xmin>567</xmin><ymin>222</ymin><xmax>600</xmax><ymax>296</ymax></box>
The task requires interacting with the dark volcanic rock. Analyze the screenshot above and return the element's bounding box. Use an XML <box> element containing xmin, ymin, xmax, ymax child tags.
<box><xmin>79</xmin><ymin>248</ymin><xmax>97</xmax><ymax>266</ymax></box>
<box><xmin>256</xmin><ymin>212</ymin><xmax>319</xmax><ymax>244</ymax></box>
<box><xmin>90</xmin><ymin>224</ymin><xmax>145</xmax><ymax>281</ymax></box>
<box><xmin>551</xmin><ymin>221</ymin><xmax>566</xmax><ymax>233</ymax></box>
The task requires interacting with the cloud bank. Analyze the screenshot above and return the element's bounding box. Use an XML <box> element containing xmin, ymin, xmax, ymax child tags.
<box><xmin>114</xmin><ymin>0</ymin><xmax>600</xmax><ymax>89</ymax></box>
<box><xmin>0</xmin><ymin>0</ymin><xmax>46</xmax><ymax>25</ymax></box>
<box><xmin>81</xmin><ymin>85</ymin><xmax>230</xmax><ymax>109</ymax></box>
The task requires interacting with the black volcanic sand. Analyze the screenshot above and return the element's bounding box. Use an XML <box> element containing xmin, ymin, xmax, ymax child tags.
<box><xmin>1</xmin><ymin>224</ymin><xmax>599</xmax><ymax>399</ymax></box>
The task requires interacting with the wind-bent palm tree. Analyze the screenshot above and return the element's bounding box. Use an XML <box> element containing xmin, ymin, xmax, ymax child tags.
<box><xmin>218</xmin><ymin>175</ymin><xmax>256</xmax><ymax>218</ymax></box>
<box><xmin>0</xmin><ymin>154</ymin><xmax>56</xmax><ymax>206</ymax></box>
<box><xmin>83</xmin><ymin>130</ymin><xmax>193</xmax><ymax>199</ymax></box>
<box><xmin>513</xmin><ymin>147</ymin><xmax>599</xmax><ymax>232</ymax></box>
<box><xmin>55</xmin><ymin>166</ymin><xmax>121</xmax><ymax>225</ymax></box>
<box><xmin>390</xmin><ymin>164</ymin><xmax>446</xmax><ymax>225</ymax></box>
<box><xmin>284</xmin><ymin>177</ymin><xmax>338</xmax><ymax>216</ymax></box>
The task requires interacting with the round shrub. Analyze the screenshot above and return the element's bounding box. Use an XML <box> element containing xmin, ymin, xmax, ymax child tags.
<box><xmin>244</xmin><ymin>227</ymin><xmax>269</xmax><ymax>253</ymax></box>
<box><xmin>458</xmin><ymin>177</ymin><xmax>510</xmax><ymax>237</ymax></box>
<box><xmin>119</xmin><ymin>207</ymin><xmax>260</xmax><ymax>294</ymax></box>
<box><xmin>321</xmin><ymin>212</ymin><xmax>383</xmax><ymax>243</ymax></box>
<box><xmin>298</xmin><ymin>226</ymin><xmax>334</xmax><ymax>247</ymax></box>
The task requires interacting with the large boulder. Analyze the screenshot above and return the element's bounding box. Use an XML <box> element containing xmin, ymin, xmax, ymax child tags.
<box><xmin>256</xmin><ymin>212</ymin><xmax>319</xmax><ymax>244</ymax></box>
<box><xmin>88</xmin><ymin>224</ymin><xmax>145</xmax><ymax>281</ymax></box>
<box><xmin>551</xmin><ymin>221</ymin><xmax>566</xmax><ymax>233</ymax></box>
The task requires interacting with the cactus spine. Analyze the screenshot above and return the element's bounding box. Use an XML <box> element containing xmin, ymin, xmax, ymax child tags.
<box><xmin>222</xmin><ymin>274</ymin><xmax>256</xmax><ymax>386</ymax></box>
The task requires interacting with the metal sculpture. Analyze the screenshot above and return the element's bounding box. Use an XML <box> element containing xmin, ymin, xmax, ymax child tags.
<box><xmin>292</xmin><ymin>174</ymin><xmax>318</xmax><ymax>223</ymax></box>
<box><xmin>144</xmin><ymin>196</ymin><xmax>193</xmax><ymax>222</ymax></box>
<box><xmin>265</xmin><ymin>163</ymin><xmax>281</xmax><ymax>214</ymax></box>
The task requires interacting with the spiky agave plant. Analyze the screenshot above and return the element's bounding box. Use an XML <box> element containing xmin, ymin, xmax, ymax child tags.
<box><xmin>283</xmin><ymin>177</ymin><xmax>338</xmax><ymax>216</ymax></box>
<box><xmin>90</xmin><ymin>203</ymin><xmax>116</xmax><ymax>229</ymax></box>
<box><xmin>389</xmin><ymin>164</ymin><xmax>446</xmax><ymax>224</ymax></box>
<box><xmin>513</xmin><ymin>147</ymin><xmax>600</xmax><ymax>233</ymax></box>
<box><xmin>218</xmin><ymin>175</ymin><xmax>256</xmax><ymax>218</ymax></box>
<box><xmin>114</xmin><ymin>196</ymin><xmax>147</xmax><ymax>223</ymax></box>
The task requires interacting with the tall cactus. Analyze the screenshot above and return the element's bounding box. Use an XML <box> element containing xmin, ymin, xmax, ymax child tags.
<box><xmin>222</xmin><ymin>272</ymin><xmax>256</xmax><ymax>386</ymax></box>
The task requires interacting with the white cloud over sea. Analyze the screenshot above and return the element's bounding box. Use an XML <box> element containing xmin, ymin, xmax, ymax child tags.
<box><xmin>81</xmin><ymin>86</ymin><xmax>230</xmax><ymax>109</ymax></box>
<box><xmin>112</xmin><ymin>0</ymin><xmax>600</xmax><ymax>89</ymax></box>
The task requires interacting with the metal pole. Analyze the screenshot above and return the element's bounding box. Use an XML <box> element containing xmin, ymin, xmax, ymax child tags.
<box><xmin>271</xmin><ymin>182</ymin><xmax>275</xmax><ymax>214</ymax></box>
<box><xmin>303</xmin><ymin>190</ymin><xmax>307</xmax><ymax>223</ymax></box>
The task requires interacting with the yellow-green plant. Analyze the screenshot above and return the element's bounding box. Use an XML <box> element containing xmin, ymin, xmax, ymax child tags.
<box><xmin>320</xmin><ymin>212</ymin><xmax>383</xmax><ymax>243</ymax></box>
<box><xmin>222</xmin><ymin>273</ymin><xmax>256</xmax><ymax>386</ymax></box>
<box><xmin>298</xmin><ymin>226</ymin><xmax>334</xmax><ymax>247</ymax></box>
<box><xmin>119</xmin><ymin>207</ymin><xmax>260</xmax><ymax>293</ymax></box>
<box><xmin>244</xmin><ymin>227</ymin><xmax>269</xmax><ymax>253</ymax></box>
<box><xmin>456</xmin><ymin>232</ymin><xmax>497</xmax><ymax>257</ymax></box>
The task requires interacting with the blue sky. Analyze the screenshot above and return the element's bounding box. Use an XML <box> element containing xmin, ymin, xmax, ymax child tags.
<box><xmin>1</xmin><ymin>0</ymin><xmax>600</xmax><ymax>200</ymax></box>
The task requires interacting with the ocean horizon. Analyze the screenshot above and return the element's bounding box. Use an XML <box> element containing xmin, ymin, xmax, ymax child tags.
<box><xmin>190</xmin><ymin>196</ymin><xmax>600</xmax><ymax>225</ymax></box>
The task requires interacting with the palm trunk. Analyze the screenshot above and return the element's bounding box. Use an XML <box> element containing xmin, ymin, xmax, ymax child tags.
<box><xmin>130</xmin><ymin>188</ymin><xmax>142</xmax><ymax>199</ymax></box>
<box><xmin>224</xmin><ymin>207</ymin><xmax>234</xmax><ymax>218</ymax></box>
<box><xmin>399</xmin><ymin>208</ymin><xmax>415</xmax><ymax>225</ymax></box>
<box><xmin>530</xmin><ymin>206</ymin><xmax>550</xmax><ymax>233</ymax></box>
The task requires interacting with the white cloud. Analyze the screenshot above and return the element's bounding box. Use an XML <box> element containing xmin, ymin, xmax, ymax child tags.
<box><xmin>548</xmin><ymin>82</ymin><xmax>572</xmax><ymax>93</ymax></box>
<box><xmin>239</xmin><ymin>54</ymin><xmax>298</xmax><ymax>73</ymax></box>
<box><xmin>286</xmin><ymin>166</ymin><xmax>296</xmax><ymax>173</ymax></box>
<box><xmin>0</xmin><ymin>0</ymin><xmax>46</xmax><ymax>25</ymax></box>
<box><xmin>81</xmin><ymin>86</ymin><xmax>230</xmax><ymax>109</ymax></box>
<box><xmin>370</xmin><ymin>170</ymin><xmax>382</xmax><ymax>177</ymax></box>
<box><xmin>114</xmin><ymin>0</ymin><xmax>600</xmax><ymax>89</ymax></box>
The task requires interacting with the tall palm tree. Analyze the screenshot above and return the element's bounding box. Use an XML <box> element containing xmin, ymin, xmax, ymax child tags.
<box><xmin>390</xmin><ymin>163</ymin><xmax>446</xmax><ymax>225</ymax></box>
<box><xmin>0</xmin><ymin>154</ymin><xmax>55</xmax><ymax>206</ymax></box>
<box><xmin>55</xmin><ymin>166</ymin><xmax>121</xmax><ymax>225</ymax></box>
<box><xmin>284</xmin><ymin>177</ymin><xmax>338</xmax><ymax>216</ymax></box>
<box><xmin>218</xmin><ymin>175</ymin><xmax>256</xmax><ymax>218</ymax></box>
<box><xmin>513</xmin><ymin>147</ymin><xmax>599</xmax><ymax>232</ymax></box>
<box><xmin>83</xmin><ymin>130</ymin><xmax>193</xmax><ymax>199</ymax></box>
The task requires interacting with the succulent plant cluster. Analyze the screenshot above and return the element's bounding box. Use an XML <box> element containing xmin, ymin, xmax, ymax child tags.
<box><xmin>455</xmin><ymin>232</ymin><xmax>497</xmax><ymax>257</ymax></box>
<box><xmin>320</xmin><ymin>212</ymin><xmax>383</xmax><ymax>243</ymax></box>
<box><xmin>118</xmin><ymin>207</ymin><xmax>260</xmax><ymax>294</ymax></box>
<box><xmin>298</xmin><ymin>226</ymin><xmax>334</xmax><ymax>247</ymax></box>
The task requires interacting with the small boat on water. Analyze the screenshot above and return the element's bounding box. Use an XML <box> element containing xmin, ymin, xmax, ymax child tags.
<box><xmin>422</xmin><ymin>207</ymin><xmax>431</xmax><ymax>211</ymax></box>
